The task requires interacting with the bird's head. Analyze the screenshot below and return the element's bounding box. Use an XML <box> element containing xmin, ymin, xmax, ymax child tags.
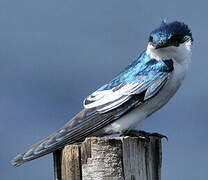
<box><xmin>147</xmin><ymin>20</ymin><xmax>193</xmax><ymax>62</ymax></box>
<box><xmin>149</xmin><ymin>20</ymin><xmax>193</xmax><ymax>49</ymax></box>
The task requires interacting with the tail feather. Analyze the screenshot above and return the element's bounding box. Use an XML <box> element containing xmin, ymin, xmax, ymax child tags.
<box><xmin>11</xmin><ymin>109</ymin><xmax>91</xmax><ymax>167</ymax></box>
<box><xmin>11</xmin><ymin>108</ymin><xmax>115</xmax><ymax>167</ymax></box>
<box><xmin>11</xmin><ymin>130</ymin><xmax>66</xmax><ymax>167</ymax></box>
<box><xmin>11</xmin><ymin>111</ymin><xmax>85</xmax><ymax>167</ymax></box>
<box><xmin>11</xmin><ymin>153</ymin><xmax>25</xmax><ymax>167</ymax></box>
<box><xmin>11</xmin><ymin>141</ymin><xmax>52</xmax><ymax>167</ymax></box>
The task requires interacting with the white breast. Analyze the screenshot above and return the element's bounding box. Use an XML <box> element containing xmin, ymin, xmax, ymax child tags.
<box><xmin>103</xmin><ymin>41</ymin><xmax>192</xmax><ymax>134</ymax></box>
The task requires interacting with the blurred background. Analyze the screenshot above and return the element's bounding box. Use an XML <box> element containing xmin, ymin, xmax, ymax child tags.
<box><xmin>0</xmin><ymin>0</ymin><xmax>207</xmax><ymax>179</ymax></box>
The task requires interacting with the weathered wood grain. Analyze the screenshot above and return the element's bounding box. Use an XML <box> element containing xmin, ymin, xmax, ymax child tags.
<box><xmin>53</xmin><ymin>136</ymin><xmax>162</xmax><ymax>180</ymax></box>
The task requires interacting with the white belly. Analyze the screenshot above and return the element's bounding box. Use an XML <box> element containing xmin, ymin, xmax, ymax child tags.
<box><xmin>103</xmin><ymin>61</ymin><xmax>188</xmax><ymax>134</ymax></box>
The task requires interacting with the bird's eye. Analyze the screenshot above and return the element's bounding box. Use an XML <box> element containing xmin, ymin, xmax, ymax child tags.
<box><xmin>149</xmin><ymin>36</ymin><xmax>153</xmax><ymax>42</ymax></box>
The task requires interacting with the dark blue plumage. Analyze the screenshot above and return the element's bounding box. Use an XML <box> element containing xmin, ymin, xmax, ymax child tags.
<box><xmin>99</xmin><ymin>51</ymin><xmax>173</xmax><ymax>90</ymax></box>
<box><xmin>149</xmin><ymin>21</ymin><xmax>193</xmax><ymax>48</ymax></box>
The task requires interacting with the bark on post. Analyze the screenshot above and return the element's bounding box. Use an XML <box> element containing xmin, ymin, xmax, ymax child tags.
<box><xmin>53</xmin><ymin>136</ymin><xmax>162</xmax><ymax>180</ymax></box>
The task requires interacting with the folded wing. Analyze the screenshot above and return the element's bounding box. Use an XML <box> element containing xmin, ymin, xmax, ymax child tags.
<box><xmin>84</xmin><ymin>56</ymin><xmax>173</xmax><ymax>113</ymax></box>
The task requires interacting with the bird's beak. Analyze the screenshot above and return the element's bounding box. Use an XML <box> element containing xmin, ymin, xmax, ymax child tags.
<box><xmin>151</xmin><ymin>40</ymin><xmax>169</xmax><ymax>49</ymax></box>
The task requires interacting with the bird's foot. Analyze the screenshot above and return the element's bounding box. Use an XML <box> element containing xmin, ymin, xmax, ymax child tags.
<box><xmin>124</xmin><ymin>130</ymin><xmax>168</xmax><ymax>141</ymax></box>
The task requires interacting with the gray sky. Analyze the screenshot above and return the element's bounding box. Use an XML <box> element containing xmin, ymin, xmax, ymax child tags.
<box><xmin>1</xmin><ymin>0</ymin><xmax>207</xmax><ymax>179</ymax></box>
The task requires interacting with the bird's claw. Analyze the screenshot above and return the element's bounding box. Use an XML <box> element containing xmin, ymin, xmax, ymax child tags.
<box><xmin>124</xmin><ymin>130</ymin><xmax>168</xmax><ymax>142</ymax></box>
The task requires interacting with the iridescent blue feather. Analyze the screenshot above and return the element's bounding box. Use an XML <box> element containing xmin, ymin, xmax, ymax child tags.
<box><xmin>84</xmin><ymin>51</ymin><xmax>173</xmax><ymax>112</ymax></box>
<box><xmin>99</xmin><ymin>51</ymin><xmax>172</xmax><ymax>90</ymax></box>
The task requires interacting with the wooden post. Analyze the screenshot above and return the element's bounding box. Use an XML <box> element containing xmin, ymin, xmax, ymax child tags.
<box><xmin>53</xmin><ymin>136</ymin><xmax>162</xmax><ymax>180</ymax></box>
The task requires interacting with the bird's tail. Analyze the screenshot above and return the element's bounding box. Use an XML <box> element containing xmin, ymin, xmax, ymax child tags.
<box><xmin>11</xmin><ymin>108</ymin><xmax>103</xmax><ymax>167</ymax></box>
<box><xmin>11</xmin><ymin>118</ymin><xmax>77</xmax><ymax>167</ymax></box>
<box><xmin>11</xmin><ymin>132</ymin><xmax>60</xmax><ymax>167</ymax></box>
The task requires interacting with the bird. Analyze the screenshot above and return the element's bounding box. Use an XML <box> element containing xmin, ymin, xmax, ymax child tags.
<box><xmin>11</xmin><ymin>20</ymin><xmax>193</xmax><ymax>167</ymax></box>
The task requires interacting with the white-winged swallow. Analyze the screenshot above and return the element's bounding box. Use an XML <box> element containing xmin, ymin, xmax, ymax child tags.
<box><xmin>11</xmin><ymin>20</ymin><xmax>193</xmax><ymax>167</ymax></box>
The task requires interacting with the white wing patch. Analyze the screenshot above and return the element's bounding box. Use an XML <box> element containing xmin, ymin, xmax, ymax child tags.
<box><xmin>83</xmin><ymin>74</ymin><xmax>169</xmax><ymax>113</ymax></box>
<box><xmin>83</xmin><ymin>87</ymin><xmax>131</xmax><ymax>113</ymax></box>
